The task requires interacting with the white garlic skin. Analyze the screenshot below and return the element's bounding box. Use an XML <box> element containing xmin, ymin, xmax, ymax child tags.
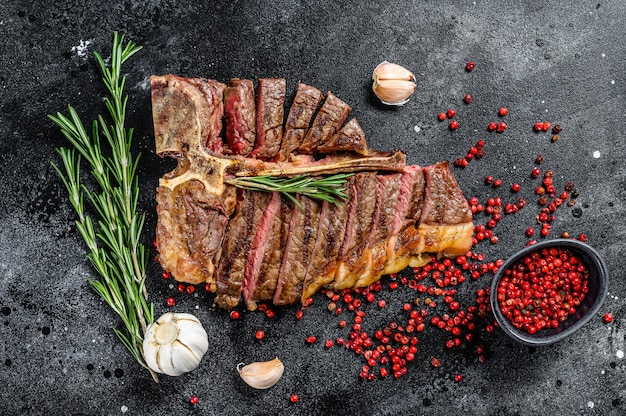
<box><xmin>237</xmin><ymin>357</ymin><xmax>285</xmax><ymax>389</ymax></box>
<box><xmin>372</xmin><ymin>61</ymin><xmax>416</xmax><ymax>106</ymax></box>
<box><xmin>142</xmin><ymin>312</ymin><xmax>209</xmax><ymax>376</ymax></box>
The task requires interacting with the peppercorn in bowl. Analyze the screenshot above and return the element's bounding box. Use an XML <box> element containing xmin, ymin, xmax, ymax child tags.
<box><xmin>490</xmin><ymin>239</ymin><xmax>608</xmax><ymax>346</ymax></box>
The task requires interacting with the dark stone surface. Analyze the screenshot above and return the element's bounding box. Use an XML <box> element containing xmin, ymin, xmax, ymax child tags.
<box><xmin>1</xmin><ymin>1</ymin><xmax>625</xmax><ymax>415</ymax></box>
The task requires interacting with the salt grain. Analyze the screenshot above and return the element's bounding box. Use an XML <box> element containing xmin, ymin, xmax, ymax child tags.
<box><xmin>71</xmin><ymin>39</ymin><xmax>93</xmax><ymax>59</ymax></box>
<box><xmin>616</xmin><ymin>350</ymin><xmax>624</xmax><ymax>359</ymax></box>
<box><xmin>414</xmin><ymin>125</ymin><xmax>421</xmax><ymax>133</ymax></box>
<box><xmin>121</xmin><ymin>405</ymin><xmax>129</xmax><ymax>413</ymax></box>
<box><xmin>587</xmin><ymin>401</ymin><xmax>594</xmax><ymax>408</ymax></box>
<box><xmin>593</xmin><ymin>150</ymin><xmax>601</xmax><ymax>159</ymax></box>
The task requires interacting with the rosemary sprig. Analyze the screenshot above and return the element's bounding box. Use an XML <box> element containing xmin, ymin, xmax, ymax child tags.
<box><xmin>49</xmin><ymin>33</ymin><xmax>158</xmax><ymax>382</ymax></box>
<box><xmin>226</xmin><ymin>173</ymin><xmax>354</xmax><ymax>210</ymax></box>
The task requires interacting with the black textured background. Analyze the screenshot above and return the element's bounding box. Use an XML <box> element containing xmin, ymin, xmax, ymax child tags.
<box><xmin>1</xmin><ymin>1</ymin><xmax>625</xmax><ymax>415</ymax></box>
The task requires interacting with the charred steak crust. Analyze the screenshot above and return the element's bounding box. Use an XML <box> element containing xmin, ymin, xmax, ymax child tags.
<box><xmin>151</xmin><ymin>75</ymin><xmax>474</xmax><ymax>310</ymax></box>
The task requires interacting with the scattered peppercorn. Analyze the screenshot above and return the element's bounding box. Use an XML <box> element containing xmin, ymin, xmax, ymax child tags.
<box><xmin>255</xmin><ymin>330</ymin><xmax>265</xmax><ymax>340</ymax></box>
<box><xmin>498</xmin><ymin>107</ymin><xmax>509</xmax><ymax>117</ymax></box>
<box><xmin>166</xmin><ymin>297</ymin><xmax>175</xmax><ymax>307</ymax></box>
<box><xmin>190</xmin><ymin>396</ymin><xmax>199</xmax><ymax>405</ymax></box>
<box><xmin>603</xmin><ymin>313</ymin><xmax>614</xmax><ymax>323</ymax></box>
<box><xmin>463</xmin><ymin>94</ymin><xmax>472</xmax><ymax>104</ymax></box>
<box><xmin>447</xmin><ymin>109</ymin><xmax>457</xmax><ymax>118</ymax></box>
<box><xmin>465</xmin><ymin>61</ymin><xmax>475</xmax><ymax>72</ymax></box>
<box><xmin>290</xmin><ymin>394</ymin><xmax>299</xmax><ymax>403</ymax></box>
<box><xmin>449</xmin><ymin>120</ymin><xmax>459</xmax><ymax>130</ymax></box>
<box><xmin>437</xmin><ymin>112</ymin><xmax>447</xmax><ymax>121</ymax></box>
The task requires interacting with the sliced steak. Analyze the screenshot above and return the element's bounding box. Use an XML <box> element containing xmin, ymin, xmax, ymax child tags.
<box><xmin>224</xmin><ymin>78</ymin><xmax>256</xmax><ymax>155</ymax></box>
<box><xmin>300</xmin><ymin>176</ymin><xmax>355</xmax><ymax>303</ymax></box>
<box><xmin>151</xmin><ymin>74</ymin><xmax>226</xmax><ymax>155</ymax></box>
<box><xmin>278</xmin><ymin>83</ymin><xmax>323</xmax><ymax>161</ymax></box>
<box><xmin>298</xmin><ymin>92</ymin><xmax>351</xmax><ymax>154</ymax></box>
<box><xmin>252</xmin><ymin>78</ymin><xmax>286</xmax><ymax>159</ymax></box>
<box><xmin>418</xmin><ymin>162</ymin><xmax>474</xmax><ymax>256</ymax></box>
<box><xmin>273</xmin><ymin>195</ymin><xmax>322</xmax><ymax>305</ymax></box>
<box><xmin>381</xmin><ymin>166</ymin><xmax>426</xmax><ymax>275</ymax></box>
<box><xmin>317</xmin><ymin>118</ymin><xmax>368</xmax><ymax>155</ymax></box>
<box><xmin>331</xmin><ymin>172</ymin><xmax>379</xmax><ymax>290</ymax></box>
<box><xmin>353</xmin><ymin>173</ymin><xmax>404</xmax><ymax>287</ymax></box>
<box><xmin>240</xmin><ymin>192</ymin><xmax>282</xmax><ymax>310</ymax></box>
<box><xmin>151</xmin><ymin>75</ymin><xmax>475</xmax><ymax>309</ymax></box>
<box><xmin>249</xmin><ymin>195</ymin><xmax>293</xmax><ymax>306</ymax></box>
<box><xmin>214</xmin><ymin>190</ymin><xmax>272</xmax><ymax>310</ymax></box>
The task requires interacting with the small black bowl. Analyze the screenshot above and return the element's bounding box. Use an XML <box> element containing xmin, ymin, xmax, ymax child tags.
<box><xmin>490</xmin><ymin>239</ymin><xmax>608</xmax><ymax>346</ymax></box>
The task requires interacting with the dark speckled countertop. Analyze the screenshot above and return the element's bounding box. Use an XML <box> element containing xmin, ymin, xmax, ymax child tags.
<box><xmin>1</xmin><ymin>1</ymin><xmax>625</xmax><ymax>415</ymax></box>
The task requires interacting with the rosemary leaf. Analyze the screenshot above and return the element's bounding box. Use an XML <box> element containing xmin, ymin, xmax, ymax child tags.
<box><xmin>226</xmin><ymin>173</ymin><xmax>353</xmax><ymax>210</ymax></box>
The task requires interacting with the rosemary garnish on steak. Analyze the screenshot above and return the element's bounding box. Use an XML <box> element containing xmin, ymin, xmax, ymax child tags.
<box><xmin>49</xmin><ymin>33</ymin><xmax>158</xmax><ymax>382</ymax></box>
<box><xmin>227</xmin><ymin>173</ymin><xmax>353</xmax><ymax>210</ymax></box>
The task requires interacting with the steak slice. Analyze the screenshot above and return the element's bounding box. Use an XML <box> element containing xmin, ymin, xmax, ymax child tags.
<box><xmin>214</xmin><ymin>190</ymin><xmax>272</xmax><ymax>310</ymax></box>
<box><xmin>273</xmin><ymin>195</ymin><xmax>322</xmax><ymax>305</ymax></box>
<box><xmin>353</xmin><ymin>173</ymin><xmax>404</xmax><ymax>287</ymax></box>
<box><xmin>381</xmin><ymin>166</ymin><xmax>427</xmax><ymax>275</ymax></box>
<box><xmin>317</xmin><ymin>118</ymin><xmax>368</xmax><ymax>155</ymax></box>
<box><xmin>278</xmin><ymin>83</ymin><xmax>323</xmax><ymax>161</ymax></box>
<box><xmin>224</xmin><ymin>78</ymin><xmax>256</xmax><ymax>155</ymax></box>
<box><xmin>151</xmin><ymin>75</ymin><xmax>226</xmax><ymax>155</ymax></box>
<box><xmin>418</xmin><ymin>162</ymin><xmax>474</xmax><ymax>256</ymax></box>
<box><xmin>252</xmin><ymin>78</ymin><xmax>286</xmax><ymax>159</ymax></box>
<box><xmin>247</xmin><ymin>195</ymin><xmax>294</xmax><ymax>308</ymax></box>
<box><xmin>298</xmin><ymin>92</ymin><xmax>351</xmax><ymax>154</ymax></box>
<box><xmin>300</xmin><ymin>176</ymin><xmax>355</xmax><ymax>303</ymax></box>
<box><xmin>241</xmin><ymin>191</ymin><xmax>282</xmax><ymax>310</ymax></box>
<box><xmin>331</xmin><ymin>172</ymin><xmax>379</xmax><ymax>290</ymax></box>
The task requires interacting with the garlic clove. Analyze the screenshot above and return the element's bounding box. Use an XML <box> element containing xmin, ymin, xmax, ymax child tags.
<box><xmin>156</xmin><ymin>343</ymin><xmax>178</xmax><ymax>376</ymax></box>
<box><xmin>143</xmin><ymin>340</ymin><xmax>160</xmax><ymax>376</ymax></box>
<box><xmin>372</xmin><ymin>61</ymin><xmax>417</xmax><ymax>106</ymax></box>
<box><xmin>170</xmin><ymin>341</ymin><xmax>201</xmax><ymax>375</ymax></box>
<box><xmin>237</xmin><ymin>357</ymin><xmax>285</xmax><ymax>389</ymax></box>
<box><xmin>176</xmin><ymin>318</ymin><xmax>209</xmax><ymax>358</ymax></box>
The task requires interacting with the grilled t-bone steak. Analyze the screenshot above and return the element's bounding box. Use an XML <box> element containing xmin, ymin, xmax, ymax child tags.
<box><xmin>151</xmin><ymin>74</ymin><xmax>474</xmax><ymax>310</ymax></box>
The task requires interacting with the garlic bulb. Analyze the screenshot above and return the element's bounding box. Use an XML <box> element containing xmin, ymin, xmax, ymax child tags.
<box><xmin>142</xmin><ymin>312</ymin><xmax>209</xmax><ymax>376</ymax></box>
<box><xmin>237</xmin><ymin>357</ymin><xmax>284</xmax><ymax>389</ymax></box>
<box><xmin>372</xmin><ymin>61</ymin><xmax>416</xmax><ymax>106</ymax></box>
